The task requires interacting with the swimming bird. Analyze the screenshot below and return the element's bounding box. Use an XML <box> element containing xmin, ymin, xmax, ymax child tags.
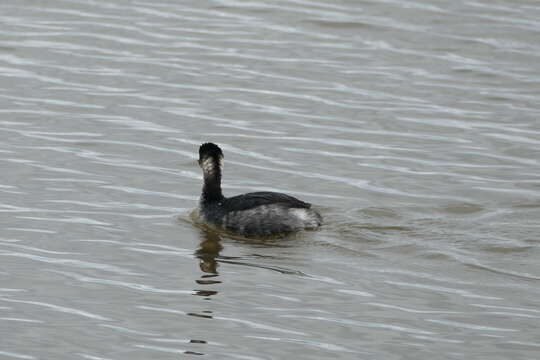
<box><xmin>197</xmin><ymin>142</ymin><xmax>322</xmax><ymax>237</ymax></box>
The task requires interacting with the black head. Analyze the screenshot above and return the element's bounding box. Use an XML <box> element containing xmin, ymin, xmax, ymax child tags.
<box><xmin>199</xmin><ymin>143</ymin><xmax>224</xmax><ymax>202</ymax></box>
<box><xmin>198</xmin><ymin>143</ymin><xmax>224</xmax><ymax>175</ymax></box>
<box><xmin>199</xmin><ymin>142</ymin><xmax>223</xmax><ymax>162</ymax></box>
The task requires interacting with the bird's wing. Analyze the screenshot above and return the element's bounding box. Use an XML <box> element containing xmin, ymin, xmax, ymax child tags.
<box><xmin>222</xmin><ymin>191</ymin><xmax>311</xmax><ymax>212</ymax></box>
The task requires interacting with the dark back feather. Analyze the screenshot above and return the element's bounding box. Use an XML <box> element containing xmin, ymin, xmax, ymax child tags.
<box><xmin>222</xmin><ymin>191</ymin><xmax>311</xmax><ymax>212</ymax></box>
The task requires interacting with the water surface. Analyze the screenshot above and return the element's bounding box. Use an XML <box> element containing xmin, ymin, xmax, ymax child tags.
<box><xmin>1</xmin><ymin>0</ymin><xmax>540</xmax><ymax>359</ymax></box>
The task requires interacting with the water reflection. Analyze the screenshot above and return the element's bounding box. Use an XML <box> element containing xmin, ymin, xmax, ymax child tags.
<box><xmin>183</xmin><ymin>228</ymin><xmax>221</xmax><ymax>352</ymax></box>
<box><xmin>194</xmin><ymin>226</ymin><xmax>309</xmax><ymax>283</ymax></box>
<box><xmin>195</xmin><ymin>229</ymin><xmax>223</xmax><ymax>276</ymax></box>
<box><xmin>193</xmin><ymin>229</ymin><xmax>223</xmax><ymax>303</ymax></box>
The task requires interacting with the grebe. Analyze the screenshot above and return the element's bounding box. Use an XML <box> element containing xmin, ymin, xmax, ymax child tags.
<box><xmin>197</xmin><ymin>143</ymin><xmax>322</xmax><ymax>237</ymax></box>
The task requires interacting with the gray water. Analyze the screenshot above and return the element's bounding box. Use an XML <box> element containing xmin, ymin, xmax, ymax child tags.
<box><xmin>1</xmin><ymin>0</ymin><xmax>540</xmax><ymax>359</ymax></box>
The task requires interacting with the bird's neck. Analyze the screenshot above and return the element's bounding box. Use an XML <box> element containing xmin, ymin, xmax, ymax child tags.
<box><xmin>201</xmin><ymin>171</ymin><xmax>224</xmax><ymax>204</ymax></box>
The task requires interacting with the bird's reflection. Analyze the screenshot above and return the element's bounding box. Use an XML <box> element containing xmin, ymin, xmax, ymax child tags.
<box><xmin>193</xmin><ymin>228</ymin><xmax>223</xmax><ymax>301</ymax></box>
<box><xmin>194</xmin><ymin>225</ymin><xmax>306</xmax><ymax>278</ymax></box>
<box><xmin>195</xmin><ymin>228</ymin><xmax>223</xmax><ymax>275</ymax></box>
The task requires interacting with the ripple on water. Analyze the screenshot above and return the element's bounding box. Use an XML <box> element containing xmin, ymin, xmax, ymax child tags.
<box><xmin>1</xmin><ymin>0</ymin><xmax>540</xmax><ymax>359</ymax></box>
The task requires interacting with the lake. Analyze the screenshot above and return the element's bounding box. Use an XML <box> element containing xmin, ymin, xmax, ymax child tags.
<box><xmin>1</xmin><ymin>0</ymin><xmax>540</xmax><ymax>359</ymax></box>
